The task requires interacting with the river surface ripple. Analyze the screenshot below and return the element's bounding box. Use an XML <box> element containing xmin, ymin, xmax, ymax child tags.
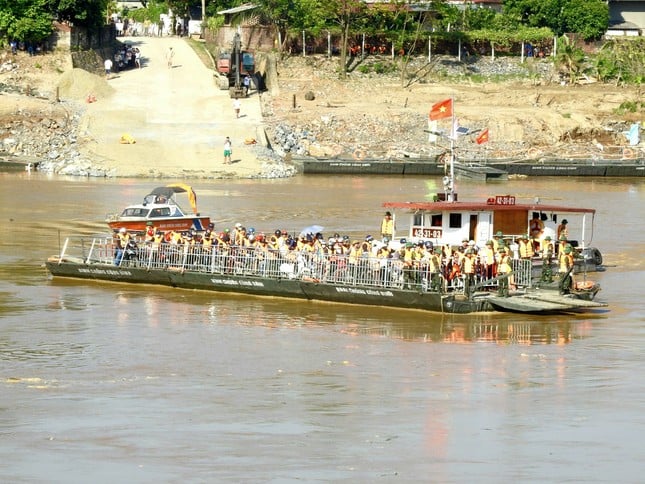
<box><xmin>0</xmin><ymin>174</ymin><xmax>643</xmax><ymax>482</ymax></box>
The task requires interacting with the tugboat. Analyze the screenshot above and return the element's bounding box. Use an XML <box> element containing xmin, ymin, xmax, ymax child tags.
<box><xmin>105</xmin><ymin>184</ymin><xmax>211</xmax><ymax>234</ymax></box>
<box><xmin>383</xmin><ymin>192</ymin><xmax>604</xmax><ymax>275</ymax></box>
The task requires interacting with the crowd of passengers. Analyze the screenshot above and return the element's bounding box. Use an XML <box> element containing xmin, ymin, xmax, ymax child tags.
<box><xmin>112</xmin><ymin>221</ymin><xmax>576</xmax><ymax>294</ymax></box>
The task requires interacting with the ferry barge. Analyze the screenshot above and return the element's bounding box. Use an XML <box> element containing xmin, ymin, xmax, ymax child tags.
<box><xmin>45</xmin><ymin>234</ymin><xmax>605</xmax><ymax>315</ymax></box>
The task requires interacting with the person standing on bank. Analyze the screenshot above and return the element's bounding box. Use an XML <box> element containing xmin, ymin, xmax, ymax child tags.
<box><xmin>243</xmin><ymin>74</ymin><xmax>251</xmax><ymax>96</ymax></box>
<box><xmin>104</xmin><ymin>57</ymin><xmax>113</xmax><ymax>77</ymax></box>
<box><xmin>166</xmin><ymin>46</ymin><xmax>174</xmax><ymax>68</ymax></box>
<box><xmin>223</xmin><ymin>137</ymin><xmax>232</xmax><ymax>164</ymax></box>
<box><xmin>233</xmin><ymin>97</ymin><xmax>241</xmax><ymax>118</ymax></box>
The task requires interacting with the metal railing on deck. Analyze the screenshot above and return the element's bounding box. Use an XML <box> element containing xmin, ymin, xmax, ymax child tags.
<box><xmin>57</xmin><ymin>236</ymin><xmax>533</xmax><ymax>295</ymax></box>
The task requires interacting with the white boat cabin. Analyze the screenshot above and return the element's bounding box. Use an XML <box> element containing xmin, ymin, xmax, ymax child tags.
<box><xmin>384</xmin><ymin>194</ymin><xmax>596</xmax><ymax>249</ymax></box>
<box><xmin>119</xmin><ymin>202</ymin><xmax>185</xmax><ymax>220</ymax></box>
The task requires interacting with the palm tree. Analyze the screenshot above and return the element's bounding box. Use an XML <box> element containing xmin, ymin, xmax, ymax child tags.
<box><xmin>555</xmin><ymin>34</ymin><xmax>585</xmax><ymax>84</ymax></box>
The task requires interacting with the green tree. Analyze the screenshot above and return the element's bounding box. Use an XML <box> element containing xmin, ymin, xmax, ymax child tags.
<box><xmin>0</xmin><ymin>0</ymin><xmax>54</xmax><ymax>42</ymax></box>
<box><xmin>319</xmin><ymin>0</ymin><xmax>367</xmax><ymax>78</ymax></box>
<box><xmin>52</xmin><ymin>0</ymin><xmax>109</xmax><ymax>29</ymax></box>
<box><xmin>124</xmin><ymin>1</ymin><xmax>169</xmax><ymax>23</ymax></box>
<box><xmin>504</xmin><ymin>0</ymin><xmax>560</xmax><ymax>30</ymax></box>
<box><xmin>252</xmin><ymin>0</ymin><xmax>324</xmax><ymax>52</ymax></box>
<box><xmin>560</xmin><ymin>0</ymin><xmax>609</xmax><ymax>41</ymax></box>
<box><xmin>463</xmin><ymin>6</ymin><xmax>498</xmax><ymax>31</ymax></box>
<box><xmin>504</xmin><ymin>0</ymin><xmax>608</xmax><ymax>39</ymax></box>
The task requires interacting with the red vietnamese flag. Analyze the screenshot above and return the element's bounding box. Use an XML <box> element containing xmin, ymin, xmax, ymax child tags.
<box><xmin>429</xmin><ymin>98</ymin><xmax>453</xmax><ymax>121</ymax></box>
<box><xmin>476</xmin><ymin>127</ymin><xmax>489</xmax><ymax>145</ymax></box>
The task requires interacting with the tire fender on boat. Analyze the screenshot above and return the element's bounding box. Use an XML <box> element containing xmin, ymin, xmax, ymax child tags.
<box><xmin>353</xmin><ymin>148</ymin><xmax>366</xmax><ymax>161</ymax></box>
<box><xmin>575</xmin><ymin>281</ymin><xmax>596</xmax><ymax>291</ymax></box>
<box><xmin>582</xmin><ymin>247</ymin><xmax>603</xmax><ymax>266</ymax></box>
<box><xmin>622</xmin><ymin>147</ymin><xmax>634</xmax><ymax>159</ymax></box>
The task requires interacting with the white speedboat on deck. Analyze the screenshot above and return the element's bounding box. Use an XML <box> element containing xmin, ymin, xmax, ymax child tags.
<box><xmin>106</xmin><ymin>184</ymin><xmax>211</xmax><ymax>233</ymax></box>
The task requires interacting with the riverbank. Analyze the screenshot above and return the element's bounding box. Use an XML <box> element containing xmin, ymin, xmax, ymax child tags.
<box><xmin>1</xmin><ymin>37</ymin><xmax>292</xmax><ymax>178</ymax></box>
<box><xmin>1</xmin><ymin>39</ymin><xmax>643</xmax><ymax>177</ymax></box>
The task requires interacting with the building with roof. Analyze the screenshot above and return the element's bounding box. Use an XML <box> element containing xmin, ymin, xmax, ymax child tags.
<box><xmin>606</xmin><ymin>0</ymin><xmax>644</xmax><ymax>36</ymax></box>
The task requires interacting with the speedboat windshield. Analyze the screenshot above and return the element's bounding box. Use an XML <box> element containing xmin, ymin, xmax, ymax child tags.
<box><xmin>121</xmin><ymin>207</ymin><xmax>150</xmax><ymax>217</ymax></box>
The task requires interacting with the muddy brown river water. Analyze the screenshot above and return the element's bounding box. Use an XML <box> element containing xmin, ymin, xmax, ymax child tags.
<box><xmin>1</xmin><ymin>173</ymin><xmax>643</xmax><ymax>482</ymax></box>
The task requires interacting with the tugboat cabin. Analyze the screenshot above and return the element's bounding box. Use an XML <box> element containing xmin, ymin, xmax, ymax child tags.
<box><xmin>383</xmin><ymin>194</ymin><xmax>596</xmax><ymax>249</ymax></box>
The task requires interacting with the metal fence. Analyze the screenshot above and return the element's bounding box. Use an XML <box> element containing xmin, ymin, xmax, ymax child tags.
<box><xmin>56</xmin><ymin>236</ymin><xmax>531</xmax><ymax>295</ymax></box>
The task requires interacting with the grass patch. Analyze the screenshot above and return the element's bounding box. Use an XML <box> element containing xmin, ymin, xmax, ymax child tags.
<box><xmin>185</xmin><ymin>38</ymin><xmax>215</xmax><ymax>70</ymax></box>
<box><xmin>615</xmin><ymin>100</ymin><xmax>642</xmax><ymax>115</ymax></box>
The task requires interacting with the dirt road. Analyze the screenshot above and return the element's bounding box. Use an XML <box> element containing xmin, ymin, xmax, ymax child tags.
<box><xmin>78</xmin><ymin>36</ymin><xmax>265</xmax><ymax>178</ymax></box>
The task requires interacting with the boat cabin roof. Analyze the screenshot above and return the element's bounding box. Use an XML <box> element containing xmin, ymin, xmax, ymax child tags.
<box><xmin>383</xmin><ymin>200</ymin><xmax>595</xmax><ymax>215</ymax></box>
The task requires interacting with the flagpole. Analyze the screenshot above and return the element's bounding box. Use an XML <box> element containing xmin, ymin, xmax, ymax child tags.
<box><xmin>449</xmin><ymin>96</ymin><xmax>455</xmax><ymax>202</ymax></box>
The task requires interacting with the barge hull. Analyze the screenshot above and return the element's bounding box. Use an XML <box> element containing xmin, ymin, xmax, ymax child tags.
<box><xmin>46</xmin><ymin>259</ymin><xmax>492</xmax><ymax>314</ymax></box>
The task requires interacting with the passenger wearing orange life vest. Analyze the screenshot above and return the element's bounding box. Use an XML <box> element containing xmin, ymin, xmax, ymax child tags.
<box><xmin>492</xmin><ymin>231</ymin><xmax>504</xmax><ymax>252</ymax></box>
<box><xmin>146</xmin><ymin>229</ymin><xmax>164</xmax><ymax>263</ymax></box>
<box><xmin>558</xmin><ymin>234</ymin><xmax>569</xmax><ymax>257</ymax></box>
<box><xmin>518</xmin><ymin>234</ymin><xmax>534</xmax><ymax>259</ymax></box>
<box><xmin>463</xmin><ymin>249</ymin><xmax>476</xmax><ymax>295</ymax></box>
<box><xmin>232</xmin><ymin>224</ymin><xmax>246</xmax><ymax>246</ymax></box>
<box><xmin>170</xmin><ymin>230</ymin><xmax>183</xmax><ymax>245</ymax></box>
<box><xmin>152</xmin><ymin>230</ymin><xmax>164</xmax><ymax>247</ymax></box>
<box><xmin>529</xmin><ymin>212</ymin><xmax>544</xmax><ymax>250</ymax></box>
<box><xmin>202</xmin><ymin>224</ymin><xmax>215</xmax><ymax>249</ymax></box>
<box><xmin>559</xmin><ymin>245</ymin><xmax>575</xmax><ymax>294</ymax></box>
<box><xmin>541</xmin><ymin>235</ymin><xmax>554</xmax><ymax>264</ymax></box>
<box><xmin>496</xmin><ymin>248</ymin><xmax>512</xmax><ymax>297</ymax></box>
<box><xmin>144</xmin><ymin>221</ymin><xmax>155</xmax><ymax>243</ymax></box>
<box><xmin>402</xmin><ymin>242</ymin><xmax>418</xmax><ymax>289</ymax></box>
<box><xmin>427</xmin><ymin>244</ymin><xmax>442</xmax><ymax>292</ymax></box>
<box><xmin>347</xmin><ymin>240</ymin><xmax>362</xmax><ymax>281</ymax></box>
<box><xmin>482</xmin><ymin>240</ymin><xmax>496</xmax><ymax>279</ymax></box>
<box><xmin>114</xmin><ymin>227</ymin><xmax>131</xmax><ymax>265</ymax></box>
<box><xmin>381</xmin><ymin>211</ymin><xmax>394</xmax><ymax>243</ymax></box>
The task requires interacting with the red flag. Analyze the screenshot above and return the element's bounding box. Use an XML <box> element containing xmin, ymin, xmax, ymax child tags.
<box><xmin>476</xmin><ymin>128</ymin><xmax>489</xmax><ymax>145</ymax></box>
<box><xmin>429</xmin><ymin>99</ymin><xmax>453</xmax><ymax>121</ymax></box>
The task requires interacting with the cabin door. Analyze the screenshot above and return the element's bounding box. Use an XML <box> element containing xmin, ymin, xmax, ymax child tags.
<box><xmin>469</xmin><ymin>214</ymin><xmax>478</xmax><ymax>242</ymax></box>
<box><xmin>494</xmin><ymin>210</ymin><xmax>528</xmax><ymax>236</ymax></box>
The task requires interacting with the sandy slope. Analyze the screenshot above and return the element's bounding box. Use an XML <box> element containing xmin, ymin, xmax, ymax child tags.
<box><xmin>74</xmin><ymin>36</ymin><xmax>266</xmax><ymax>178</ymax></box>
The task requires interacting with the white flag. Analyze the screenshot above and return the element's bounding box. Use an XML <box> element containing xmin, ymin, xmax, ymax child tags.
<box><xmin>428</xmin><ymin>119</ymin><xmax>438</xmax><ymax>143</ymax></box>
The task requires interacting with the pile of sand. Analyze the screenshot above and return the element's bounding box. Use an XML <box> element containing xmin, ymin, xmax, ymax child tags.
<box><xmin>56</xmin><ymin>68</ymin><xmax>115</xmax><ymax>102</ymax></box>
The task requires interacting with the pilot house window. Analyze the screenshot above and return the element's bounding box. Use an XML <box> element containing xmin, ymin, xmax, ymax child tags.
<box><xmin>449</xmin><ymin>213</ymin><xmax>462</xmax><ymax>228</ymax></box>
